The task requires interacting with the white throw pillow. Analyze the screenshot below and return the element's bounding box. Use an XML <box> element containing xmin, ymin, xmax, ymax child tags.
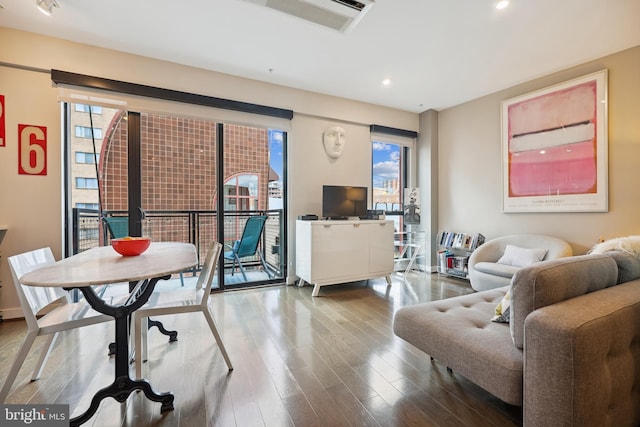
<box><xmin>497</xmin><ymin>245</ymin><xmax>547</xmax><ymax>268</ymax></box>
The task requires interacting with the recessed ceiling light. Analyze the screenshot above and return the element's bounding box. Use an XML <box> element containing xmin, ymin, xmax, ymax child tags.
<box><xmin>36</xmin><ymin>0</ymin><xmax>59</xmax><ymax>16</ymax></box>
<box><xmin>496</xmin><ymin>0</ymin><xmax>509</xmax><ymax>10</ymax></box>
<box><xmin>382</xmin><ymin>78</ymin><xmax>391</xmax><ymax>86</ymax></box>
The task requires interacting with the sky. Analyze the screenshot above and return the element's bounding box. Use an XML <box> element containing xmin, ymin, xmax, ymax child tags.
<box><xmin>268</xmin><ymin>129</ymin><xmax>284</xmax><ymax>182</ymax></box>
<box><xmin>372</xmin><ymin>141</ymin><xmax>400</xmax><ymax>190</ymax></box>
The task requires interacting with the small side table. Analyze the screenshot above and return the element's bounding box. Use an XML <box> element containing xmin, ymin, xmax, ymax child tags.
<box><xmin>394</xmin><ymin>230</ymin><xmax>424</xmax><ymax>274</ymax></box>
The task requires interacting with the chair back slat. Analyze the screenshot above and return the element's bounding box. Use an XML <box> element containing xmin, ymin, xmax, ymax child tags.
<box><xmin>103</xmin><ymin>217</ymin><xmax>129</xmax><ymax>239</ymax></box>
<box><xmin>8</xmin><ymin>248</ymin><xmax>67</xmax><ymax>329</ymax></box>
<box><xmin>235</xmin><ymin>216</ymin><xmax>268</xmax><ymax>258</ymax></box>
<box><xmin>196</xmin><ymin>242</ymin><xmax>223</xmax><ymax>301</ymax></box>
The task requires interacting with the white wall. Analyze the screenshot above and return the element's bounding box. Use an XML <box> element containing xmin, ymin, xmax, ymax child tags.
<box><xmin>0</xmin><ymin>65</ymin><xmax>63</xmax><ymax>319</ymax></box>
<box><xmin>416</xmin><ymin>110</ymin><xmax>438</xmax><ymax>268</ymax></box>
<box><xmin>0</xmin><ymin>27</ymin><xmax>418</xmax><ymax>317</ymax></box>
<box><xmin>289</xmin><ymin>116</ymin><xmax>374</xmax><ymax>276</ymax></box>
<box><xmin>435</xmin><ymin>45</ymin><xmax>640</xmax><ymax>256</ymax></box>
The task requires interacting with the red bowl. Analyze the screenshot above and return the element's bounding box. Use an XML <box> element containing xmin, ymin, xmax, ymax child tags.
<box><xmin>111</xmin><ymin>237</ymin><xmax>151</xmax><ymax>256</ymax></box>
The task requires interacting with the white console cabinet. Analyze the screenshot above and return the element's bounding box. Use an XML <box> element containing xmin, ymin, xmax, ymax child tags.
<box><xmin>296</xmin><ymin>219</ymin><xmax>394</xmax><ymax>296</ymax></box>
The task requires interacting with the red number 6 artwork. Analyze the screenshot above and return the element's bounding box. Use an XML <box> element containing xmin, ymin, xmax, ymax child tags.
<box><xmin>18</xmin><ymin>124</ymin><xmax>47</xmax><ymax>175</ymax></box>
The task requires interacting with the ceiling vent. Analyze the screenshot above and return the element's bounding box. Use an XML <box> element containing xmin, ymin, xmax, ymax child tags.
<box><xmin>243</xmin><ymin>0</ymin><xmax>374</xmax><ymax>32</ymax></box>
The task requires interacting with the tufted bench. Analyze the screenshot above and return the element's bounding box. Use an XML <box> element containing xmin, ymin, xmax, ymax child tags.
<box><xmin>392</xmin><ymin>286</ymin><xmax>523</xmax><ymax>404</ymax></box>
<box><xmin>393</xmin><ymin>251</ymin><xmax>640</xmax><ymax>426</ymax></box>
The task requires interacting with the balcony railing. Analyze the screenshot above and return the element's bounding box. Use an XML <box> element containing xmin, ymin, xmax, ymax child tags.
<box><xmin>71</xmin><ymin>208</ymin><xmax>284</xmax><ymax>280</ymax></box>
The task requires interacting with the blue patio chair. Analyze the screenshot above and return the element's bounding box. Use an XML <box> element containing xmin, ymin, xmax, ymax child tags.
<box><xmin>224</xmin><ymin>215</ymin><xmax>272</xmax><ymax>281</ymax></box>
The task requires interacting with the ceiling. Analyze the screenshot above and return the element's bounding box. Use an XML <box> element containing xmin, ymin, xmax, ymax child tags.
<box><xmin>1</xmin><ymin>0</ymin><xmax>639</xmax><ymax>113</ymax></box>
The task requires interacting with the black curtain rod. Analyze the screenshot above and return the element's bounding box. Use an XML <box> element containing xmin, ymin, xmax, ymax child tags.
<box><xmin>51</xmin><ymin>69</ymin><xmax>294</xmax><ymax>120</ymax></box>
<box><xmin>370</xmin><ymin>124</ymin><xmax>418</xmax><ymax>138</ymax></box>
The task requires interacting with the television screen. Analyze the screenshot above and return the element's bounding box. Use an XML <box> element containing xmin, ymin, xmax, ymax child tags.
<box><xmin>322</xmin><ymin>185</ymin><xmax>368</xmax><ymax>219</ymax></box>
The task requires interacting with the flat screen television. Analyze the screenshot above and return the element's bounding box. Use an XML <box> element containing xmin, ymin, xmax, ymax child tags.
<box><xmin>322</xmin><ymin>185</ymin><xmax>368</xmax><ymax>219</ymax></box>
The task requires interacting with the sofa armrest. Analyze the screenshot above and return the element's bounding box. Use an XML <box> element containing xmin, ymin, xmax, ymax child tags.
<box><xmin>524</xmin><ymin>280</ymin><xmax>640</xmax><ymax>427</ymax></box>
<box><xmin>510</xmin><ymin>254</ymin><xmax>618</xmax><ymax>349</ymax></box>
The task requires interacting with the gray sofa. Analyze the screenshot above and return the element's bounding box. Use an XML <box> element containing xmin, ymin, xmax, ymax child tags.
<box><xmin>393</xmin><ymin>251</ymin><xmax>640</xmax><ymax>426</ymax></box>
<box><xmin>468</xmin><ymin>234</ymin><xmax>573</xmax><ymax>291</ymax></box>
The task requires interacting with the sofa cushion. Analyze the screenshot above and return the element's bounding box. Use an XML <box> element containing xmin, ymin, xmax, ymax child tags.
<box><xmin>603</xmin><ymin>250</ymin><xmax>640</xmax><ymax>284</ymax></box>
<box><xmin>497</xmin><ymin>245</ymin><xmax>547</xmax><ymax>268</ymax></box>
<box><xmin>474</xmin><ymin>261</ymin><xmax>519</xmax><ymax>278</ymax></box>
<box><xmin>393</xmin><ymin>286</ymin><xmax>524</xmax><ymax>405</ymax></box>
<box><xmin>509</xmin><ymin>254</ymin><xmax>618</xmax><ymax>349</ymax></box>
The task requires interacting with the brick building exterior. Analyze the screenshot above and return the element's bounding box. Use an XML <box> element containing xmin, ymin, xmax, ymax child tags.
<box><xmin>100</xmin><ymin>112</ymin><xmax>270</xmax><ymax>213</ymax></box>
<box><xmin>95</xmin><ymin>111</ymin><xmax>271</xmax><ymax>253</ymax></box>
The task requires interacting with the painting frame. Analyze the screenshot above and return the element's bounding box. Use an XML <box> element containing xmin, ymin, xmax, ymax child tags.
<box><xmin>501</xmin><ymin>70</ymin><xmax>608</xmax><ymax>213</ymax></box>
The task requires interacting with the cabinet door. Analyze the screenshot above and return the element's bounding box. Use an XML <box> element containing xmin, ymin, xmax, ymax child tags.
<box><xmin>368</xmin><ymin>222</ymin><xmax>394</xmax><ymax>275</ymax></box>
<box><xmin>311</xmin><ymin>223</ymin><xmax>369</xmax><ymax>281</ymax></box>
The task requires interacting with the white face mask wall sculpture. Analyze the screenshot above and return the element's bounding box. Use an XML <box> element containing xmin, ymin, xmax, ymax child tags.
<box><xmin>323</xmin><ymin>126</ymin><xmax>346</xmax><ymax>159</ymax></box>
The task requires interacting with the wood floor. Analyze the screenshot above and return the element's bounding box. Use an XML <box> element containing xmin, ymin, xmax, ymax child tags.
<box><xmin>0</xmin><ymin>272</ymin><xmax>523</xmax><ymax>426</ymax></box>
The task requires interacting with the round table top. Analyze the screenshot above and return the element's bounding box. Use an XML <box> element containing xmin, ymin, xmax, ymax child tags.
<box><xmin>20</xmin><ymin>242</ymin><xmax>197</xmax><ymax>288</ymax></box>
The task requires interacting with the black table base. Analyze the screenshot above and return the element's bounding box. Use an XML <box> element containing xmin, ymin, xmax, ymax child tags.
<box><xmin>148</xmin><ymin>319</ymin><xmax>178</xmax><ymax>342</ymax></box>
<box><xmin>70</xmin><ymin>276</ymin><xmax>174</xmax><ymax>426</ymax></box>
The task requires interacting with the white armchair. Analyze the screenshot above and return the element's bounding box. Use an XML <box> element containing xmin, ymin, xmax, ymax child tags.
<box><xmin>468</xmin><ymin>234</ymin><xmax>573</xmax><ymax>291</ymax></box>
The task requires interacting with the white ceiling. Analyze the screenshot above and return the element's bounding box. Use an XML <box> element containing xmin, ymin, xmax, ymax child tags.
<box><xmin>1</xmin><ymin>0</ymin><xmax>639</xmax><ymax>113</ymax></box>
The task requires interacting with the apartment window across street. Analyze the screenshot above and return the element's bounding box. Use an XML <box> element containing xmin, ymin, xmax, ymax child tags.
<box><xmin>224</xmin><ymin>174</ymin><xmax>259</xmax><ymax>211</ymax></box>
<box><xmin>75</xmin><ymin>152</ymin><xmax>99</xmax><ymax>164</ymax></box>
<box><xmin>75</xmin><ymin>126</ymin><xmax>103</xmax><ymax>138</ymax></box>
<box><xmin>75</xmin><ymin>177</ymin><xmax>99</xmax><ymax>189</ymax></box>
<box><xmin>76</xmin><ymin>203</ymin><xmax>99</xmax><ymax>209</ymax></box>
<box><xmin>75</xmin><ymin>104</ymin><xmax>102</xmax><ymax>114</ymax></box>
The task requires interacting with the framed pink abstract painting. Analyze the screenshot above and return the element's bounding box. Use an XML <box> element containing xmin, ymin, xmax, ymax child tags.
<box><xmin>501</xmin><ymin>70</ymin><xmax>608</xmax><ymax>212</ymax></box>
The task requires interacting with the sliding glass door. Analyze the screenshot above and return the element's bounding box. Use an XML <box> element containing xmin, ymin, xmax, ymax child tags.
<box><xmin>65</xmin><ymin>102</ymin><xmax>287</xmax><ymax>290</ymax></box>
<box><xmin>221</xmin><ymin>126</ymin><xmax>286</xmax><ymax>287</ymax></box>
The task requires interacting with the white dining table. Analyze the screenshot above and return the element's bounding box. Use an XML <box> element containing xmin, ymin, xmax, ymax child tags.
<box><xmin>20</xmin><ymin>242</ymin><xmax>197</xmax><ymax>427</ymax></box>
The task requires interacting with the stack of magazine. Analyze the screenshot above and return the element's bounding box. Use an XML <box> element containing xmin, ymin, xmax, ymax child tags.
<box><xmin>439</xmin><ymin>231</ymin><xmax>485</xmax><ymax>251</ymax></box>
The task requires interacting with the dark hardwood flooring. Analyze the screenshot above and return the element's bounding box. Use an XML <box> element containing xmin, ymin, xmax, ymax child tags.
<box><xmin>0</xmin><ymin>272</ymin><xmax>522</xmax><ymax>426</ymax></box>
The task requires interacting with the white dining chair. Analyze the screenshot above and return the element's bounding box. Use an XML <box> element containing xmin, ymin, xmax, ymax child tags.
<box><xmin>1</xmin><ymin>247</ymin><xmax>113</xmax><ymax>402</ymax></box>
<box><xmin>133</xmin><ymin>241</ymin><xmax>233</xmax><ymax>379</ymax></box>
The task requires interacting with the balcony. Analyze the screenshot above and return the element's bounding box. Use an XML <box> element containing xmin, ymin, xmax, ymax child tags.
<box><xmin>72</xmin><ymin>208</ymin><xmax>284</xmax><ymax>288</ymax></box>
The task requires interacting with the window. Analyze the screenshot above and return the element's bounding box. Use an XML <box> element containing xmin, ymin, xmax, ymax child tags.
<box><xmin>75</xmin><ymin>152</ymin><xmax>99</xmax><ymax>164</ymax></box>
<box><xmin>61</xmin><ymin>77</ymin><xmax>290</xmax><ymax>287</ymax></box>
<box><xmin>75</xmin><ymin>104</ymin><xmax>103</xmax><ymax>114</ymax></box>
<box><xmin>372</xmin><ymin>141</ymin><xmax>404</xmax><ymax>213</ymax></box>
<box><xmin>75</xmin><ymin>126</ymin><xmax>103</xmax><ymax>139</ymax></box>
<box><xmin>224</xmin><ymin>174</ymin><xmax>259</xmax><ymax>211</ymax></box>
<box><xmin>371</xmin><ymin>130</ymin><xmax>416</xmax><ymax>233</ymax></box>
<box><xmin>75</xmin><ymin>177</ymin><xmax>99</xmax><ymax>189</ymax></box>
